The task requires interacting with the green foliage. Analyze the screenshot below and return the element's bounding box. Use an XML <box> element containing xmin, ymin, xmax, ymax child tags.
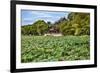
<box><xmin>21</xmin><ymin>20</ymin><xmax>48</xmax><ymax>35</ymax></box>
<box><xmin>33</xmin><ymin>20</ymin><xmax>48</xmax><ymax>35</ymax></box>
<box><xmin>21</xmin><ymin>35</ymin><xmax>90</xmax><ymax>63</ymax></box>
<box><xmin>56</xmin><ymin>12</ymin><xmax>90</xmax><ymax>35</ymax></box>
<box><xmin>21</xmin><ymin>12</ymin><xmax>90</xmax><ymax>36</ymax></box>
<box><xmin>21</xmin><ymin>12</ymin><xmax>90</xmax><ymax>63</ymax></box>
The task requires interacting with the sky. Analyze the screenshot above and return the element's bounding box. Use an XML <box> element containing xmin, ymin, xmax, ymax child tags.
<box><xmin>21</xmin><ymin>10</ymin><xmax>70</xmax><ymax>26</ymax></box>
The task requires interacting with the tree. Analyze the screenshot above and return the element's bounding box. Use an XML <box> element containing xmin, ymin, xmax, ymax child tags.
<box><xmin>33</xmin><ymin>20</ymin><xmax>49</xmax><ymax>35</ymax></box>
<box><xmin>21</xmin><ymin>25</ymin><xmax>33</xmax><ymax>35</ymax></box>
<box><xmin>21</xmin><ymin>20</ymin><xmax>48</xmax><ymax>35</ymax></box>
<box><xmin>21</xmin><ymin>12</ymin><xmax>90</xmax><ymax>36</ymax></box>
<box><xmin>58</xmin><ymin>12</ymin><xmax>90</xmax><ymax>35</ymax></box>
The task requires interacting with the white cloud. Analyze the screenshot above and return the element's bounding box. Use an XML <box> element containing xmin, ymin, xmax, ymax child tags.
<box><xmin>30</xmin><ymin>11</ymin><xmax>53</xmax><ymax>18</ymax></box>
<box><xmin>21</xmin><ymin>10</ymin><xmax>70</xmax><ymax>25</ymax></box>
<box><xmin>23</xmin><ymin>18</ymin><xmax>33</xmax><ymax>21</ymax></box>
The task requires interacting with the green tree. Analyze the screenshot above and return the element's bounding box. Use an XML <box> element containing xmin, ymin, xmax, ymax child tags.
<box><xmin>58</xmin><ymin>12</ymin><xmax>90</xmax><ymax>35</ymax></box>
<box><xmin>33</xmin><ymin>20</ymin><xmax>48</xmax><ymax>35</ymax></box>
<box><xmin>21</xmin><ymin>12</ymin><xmax>90</xmax><ymax>36</ymax></box>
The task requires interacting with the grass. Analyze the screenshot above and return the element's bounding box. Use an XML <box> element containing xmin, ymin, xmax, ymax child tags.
<box><xmin>21</xmin><ymin>35</ymin><xmax>90</xmax><ymax>63</ymax></box>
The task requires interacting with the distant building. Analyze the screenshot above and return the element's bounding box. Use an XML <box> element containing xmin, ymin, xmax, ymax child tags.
<box><xmin>48</xmin><ymin>26</ymin><xmax>59</xmax><ymax>34</ymax></box>
<box><xmin>44</xmin><ymin>26</ymin><xmax>62</xmax><ymax>36</ymax></box>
